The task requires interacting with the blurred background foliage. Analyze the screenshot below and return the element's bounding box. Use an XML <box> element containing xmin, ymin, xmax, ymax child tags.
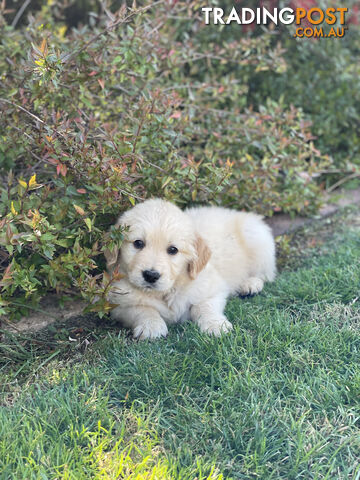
<box><xmin>0</xmin><ymin>0</ymin><xmax>359</xmax><ymax>318</ymax></box>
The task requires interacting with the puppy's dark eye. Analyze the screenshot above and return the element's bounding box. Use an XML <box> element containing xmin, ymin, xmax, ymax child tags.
<box><xmin>133</xmin><ymin>239</ymin><xmax>145</xmax><ymax>250</ymax></box>
<box><xmin>167</xmin><ymin>245</ymin><xmax>178</xmax><ymax>255</ymax></box>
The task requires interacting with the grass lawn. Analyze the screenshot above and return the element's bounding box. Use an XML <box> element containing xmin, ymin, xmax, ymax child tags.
<box><xmin>1</xmin><ymin>209</ymin><xmax>360</xmax><ymax>479</ymax></box>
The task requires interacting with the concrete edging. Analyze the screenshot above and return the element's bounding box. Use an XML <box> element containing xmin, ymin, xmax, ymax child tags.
<box><xmin>266</xmin><ymin>187</ymin><xmax>360</xmax><ymax>237</ymax></box>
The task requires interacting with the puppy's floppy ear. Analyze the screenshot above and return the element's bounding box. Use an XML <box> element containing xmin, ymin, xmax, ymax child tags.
<box><xmin>188</xmin><ymin>235</ymin><xmax>211</xmax><ymax>280</ymax></box>
<box><xmin>103</xmin><ymin>217</ymin><xmax>123</xmax><ymax>273</ymax></box>
<box><xmin>104</xmin><ymin>247</ymin><xmax>120</xmax><ymax>273</ymax></box>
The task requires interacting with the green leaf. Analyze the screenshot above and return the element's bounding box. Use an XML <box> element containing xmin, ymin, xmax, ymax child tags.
<box><xmin>84</xmin><ymin>218</ymin><xmax>92</xmax><ymax>232</ymax></box>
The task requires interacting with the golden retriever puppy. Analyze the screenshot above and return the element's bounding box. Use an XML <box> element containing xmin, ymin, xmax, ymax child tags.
<box><xmin>105</xmin><ymin>198</ymin><xmax>276</xmax><ymax>340</ymax></box>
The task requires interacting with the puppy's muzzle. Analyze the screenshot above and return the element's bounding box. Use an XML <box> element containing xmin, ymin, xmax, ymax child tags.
<box><xmin>142</xmin><ymin>269</ymin><xmax>161</xmax><ymax>284</ymax></box>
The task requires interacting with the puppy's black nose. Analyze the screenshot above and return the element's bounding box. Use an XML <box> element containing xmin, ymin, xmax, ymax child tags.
<box><xmin>142</xmin><ymin>269</ymin><xmax>161</xmax><ymax>284</ymax></box>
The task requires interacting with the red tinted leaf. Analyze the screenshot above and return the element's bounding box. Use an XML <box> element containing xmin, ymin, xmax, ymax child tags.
<box><xmin>60</xmin><ymin>164</ymin><xmax>67</xmax><ymax>177</ymax></box>
<box><xmin>170</xmin><ymin>111</ymin><xmax>181</xmax><ymax>119</ymax></box>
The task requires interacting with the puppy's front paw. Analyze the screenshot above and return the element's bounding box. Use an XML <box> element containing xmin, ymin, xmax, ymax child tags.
<box><xmin>133</xmin><ymin>319</ymin><xmax>168</xmax><ymax>340</ymax></box>
<box><xmin>200</xmin><ymin>316</ymin><xmax>233</xmax><ymax>336</ymax></box>
<box><xmin>239</xmin><ymin>277</ymin><xmax>264</xmax><ymax>296</ymax></box>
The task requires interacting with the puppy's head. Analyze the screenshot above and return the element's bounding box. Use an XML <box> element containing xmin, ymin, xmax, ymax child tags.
<box><xmin>105</xmin><ymin>199</ymin><xmax>211</xmax><ymax>293</ymax></box>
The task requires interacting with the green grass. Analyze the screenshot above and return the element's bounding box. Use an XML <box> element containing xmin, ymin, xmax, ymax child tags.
<box><xmin>1</xmin><ymin>212</ymin><xmax>360</xmax><ymax>479</ymax></box>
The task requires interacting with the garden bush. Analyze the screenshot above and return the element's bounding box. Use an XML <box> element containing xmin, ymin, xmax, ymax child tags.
<box><xmin>248</xmin><ymin>0</ymin><xmax>360</xmax><ymax>180</ymax></box>
<box><xmin>0</xmin><ymin>1</ymin><xmax>336</xmax><ymax>318</ymax></box>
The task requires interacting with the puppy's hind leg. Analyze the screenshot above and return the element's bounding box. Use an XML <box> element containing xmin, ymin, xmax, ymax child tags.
<box><xmin>190</xmin><ymin>294</ymin><xmax>233</xmax><ymax>336</ymax></box>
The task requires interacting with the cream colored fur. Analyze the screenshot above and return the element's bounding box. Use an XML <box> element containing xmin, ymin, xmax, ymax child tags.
<box><xmin>105</xmin><ymin>199</ymin><xmax>276</xmax><ymax>340</ymax></box>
